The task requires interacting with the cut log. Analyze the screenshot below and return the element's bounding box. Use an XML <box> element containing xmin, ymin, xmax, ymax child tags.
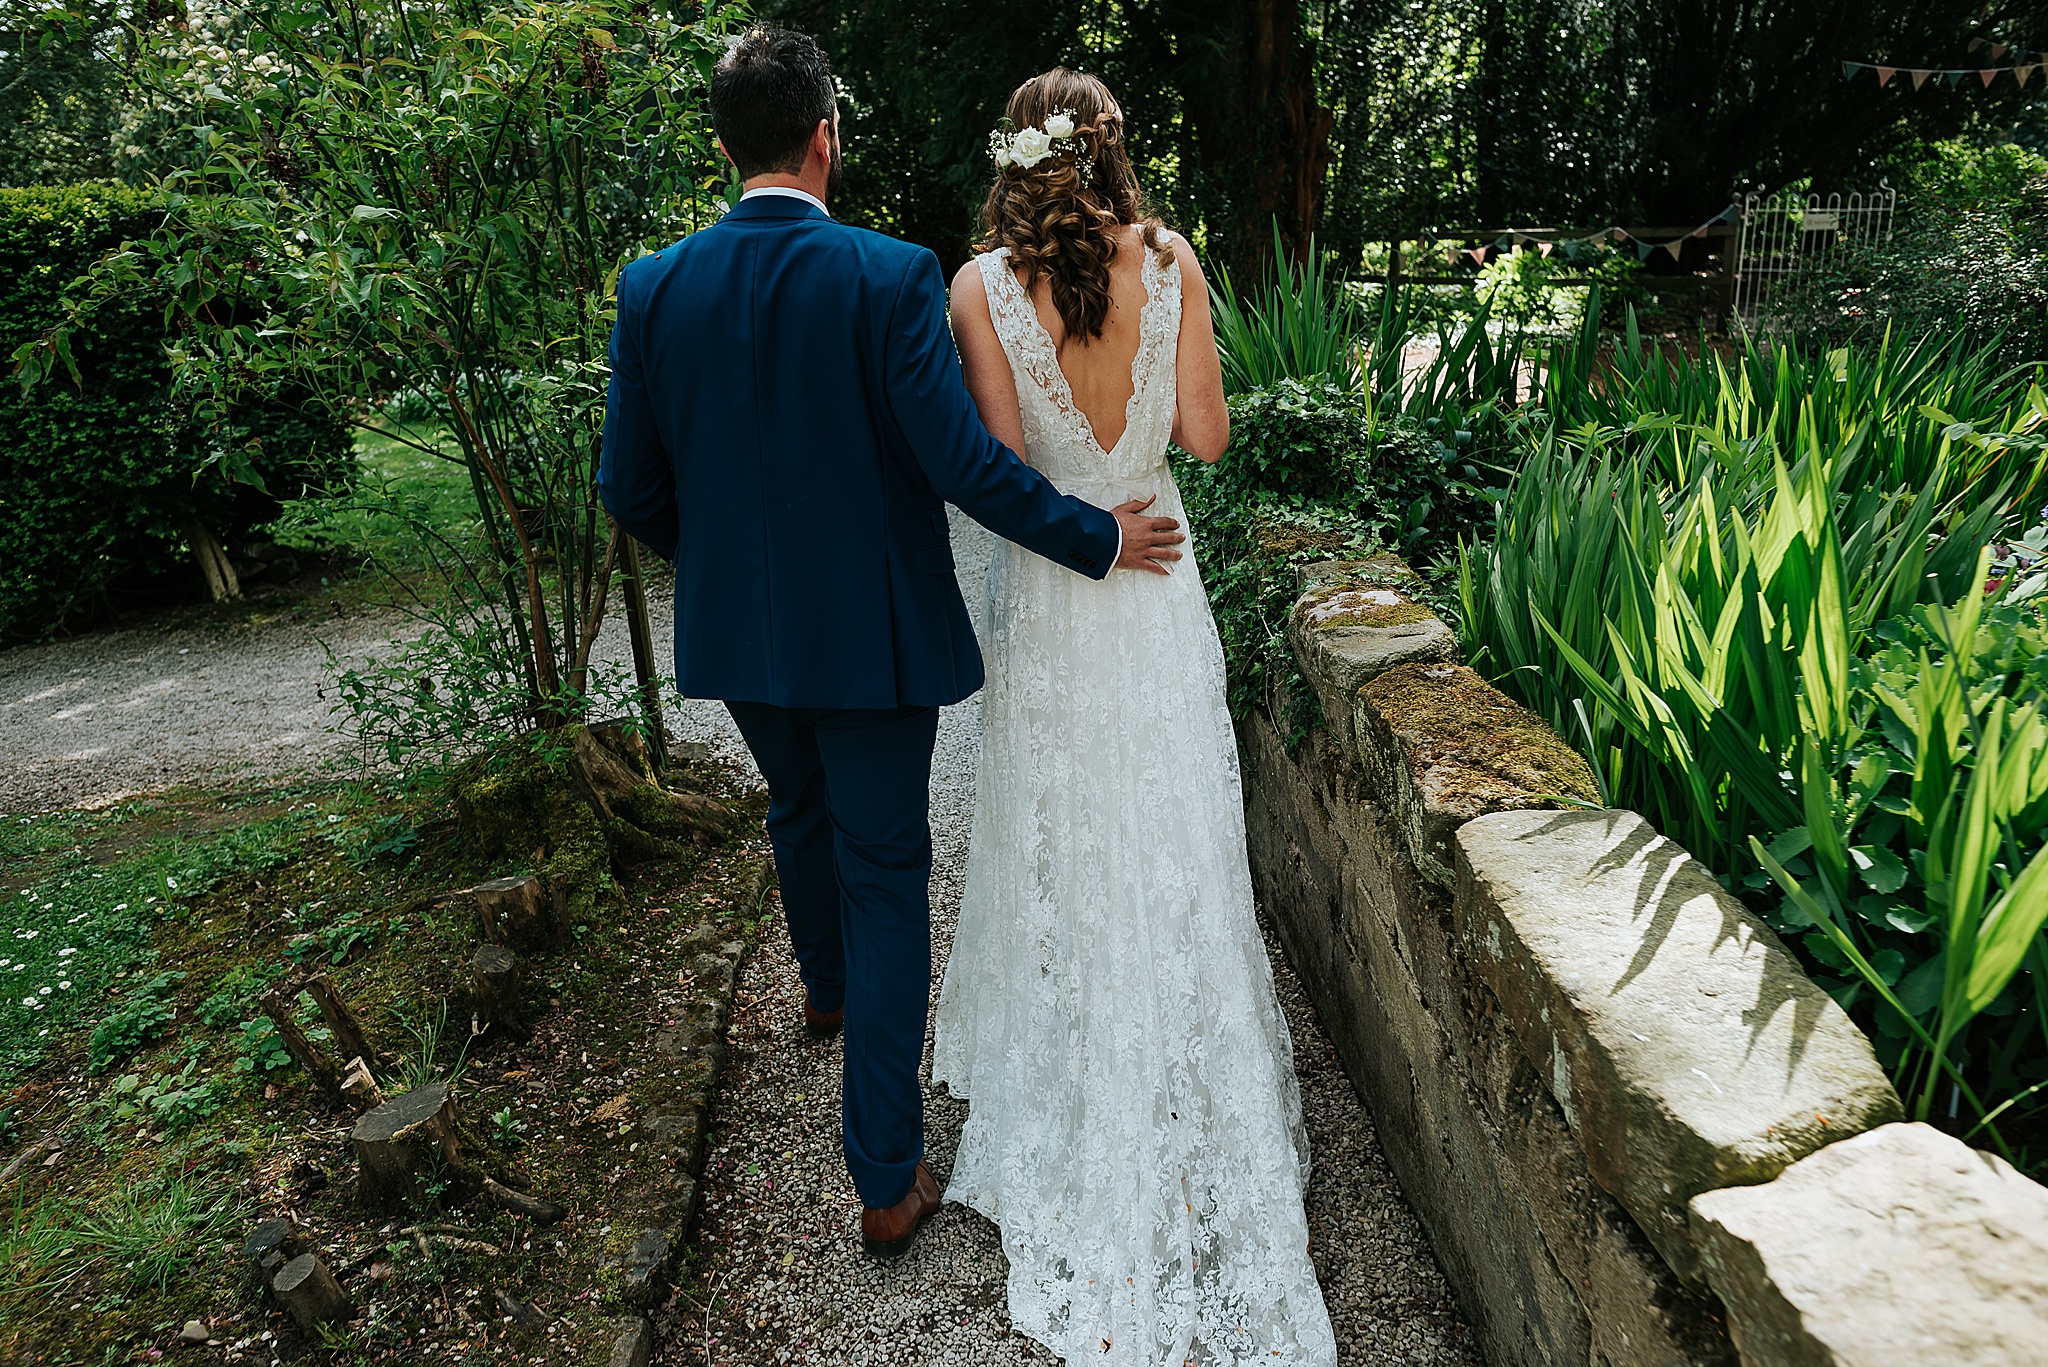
<box><xmin>474</xmin><ymin>876</ymin><xmax>564</xmax><ymax>954</ymax></box>
<box><xmin>481</xmin><ymin>1174</ymin><xmax>567</xmax><ymax>1226</ymax></box>
<box><xmin>301</xmin><ymin>973</ymin><xmax>376</xmax><ymax>1067</ymax></box>
<box><xmin>350</xmin><ymin>1083</ymin><xmax>462</xmax><ymax>1210</ymax></box>
<box><xmin>339</xmin><ymin>1056</ymin><xmax>386</xmax><ymax>1114</ymax></box>
<box><xmin>272</xmin><ymin>1252</ymin><xmax>350</xmax><ymax>1330</ymax></box>
<box><xmin>470</xmin><ymin>944</ymin><xmax>522</xmax><ymax>1036</ymax></box>
<box><xmin>259</xmin><ymin>986</ymin><xmax>345</xmax><ymax>1099</ymax></box>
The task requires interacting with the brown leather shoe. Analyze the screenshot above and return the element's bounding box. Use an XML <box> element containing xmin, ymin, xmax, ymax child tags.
<box><xmin>860</xmin><ymin>1162</ymin><xmax>941</xmax><ymax>1260</ymax></box>
<box><xmin>803</xmin><ymin>994</ymin><xmax>843</xmax><ymax>1040</ymax></box>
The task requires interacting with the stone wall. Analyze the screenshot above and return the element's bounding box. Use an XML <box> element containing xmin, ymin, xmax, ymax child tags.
<box><xmin>1244</xmin><ymin>558</ymin><xmax>2048</xmax><ymax>1367</ymax></box>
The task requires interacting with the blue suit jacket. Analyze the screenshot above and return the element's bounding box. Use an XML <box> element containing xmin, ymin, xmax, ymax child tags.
<box><xmin>599</xmin><ymin>195</ymin><xmax>1120</xmax><ymax>710</ymax></box>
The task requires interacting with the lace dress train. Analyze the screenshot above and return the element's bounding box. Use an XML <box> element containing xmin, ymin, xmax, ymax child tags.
<box><xmin>932</xmin><ymin>245</ymin><xmax>1337</xmax><ymax>1367</ymax></box>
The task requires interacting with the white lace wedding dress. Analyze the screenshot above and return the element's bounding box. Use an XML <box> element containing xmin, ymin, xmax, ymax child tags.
<box><xmin>933</xmin><ymin>242</ymin><xmax>1337</xmax><ymax>1367</ymax></box>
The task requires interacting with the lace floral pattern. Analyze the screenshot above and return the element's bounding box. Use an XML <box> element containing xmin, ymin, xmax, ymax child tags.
<box><xmin>935</xmin><ymin>244</ymin><xmax>1338</xmax><ymax>1367</ymax></box>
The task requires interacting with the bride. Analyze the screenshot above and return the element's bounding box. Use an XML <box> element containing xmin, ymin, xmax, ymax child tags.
<box><xmin>932</xmin><ymin>67</ymin><xmax>1338</xmax><ymax>1367</ymax></box>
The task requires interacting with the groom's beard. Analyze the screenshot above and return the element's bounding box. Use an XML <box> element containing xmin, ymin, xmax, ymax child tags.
<box><xmin>826</xmin><ymin>138</ymin><xmax>844</xmax><ymax>204</ymax></box>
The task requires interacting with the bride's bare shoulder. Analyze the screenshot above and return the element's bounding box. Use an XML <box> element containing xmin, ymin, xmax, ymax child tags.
<box><xmin>951</xmin><ymin>256</ymin><xmax>991</xmax><ymax>307</ymax></box>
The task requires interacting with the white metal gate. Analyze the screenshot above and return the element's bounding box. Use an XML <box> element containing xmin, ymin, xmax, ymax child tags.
<box><xmin>1733</xmin><ymin>184</ymin><xmax>1898</xmax><ymax>332</ymax></box>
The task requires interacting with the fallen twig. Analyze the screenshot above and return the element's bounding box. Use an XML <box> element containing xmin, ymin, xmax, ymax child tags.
<box><xmin>0</xmin><ymin>1131</ymin><xmax>62</xmax><ymax>1188</ymax></box>
<box><xmin>481</xmin><ymin>1174</ymin><xmax>568</xmax><ymax>1226</ymax></box>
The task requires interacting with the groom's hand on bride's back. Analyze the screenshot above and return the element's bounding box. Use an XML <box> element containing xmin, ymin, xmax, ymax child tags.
<box><xmin>1113</xmin><ymin>495</ymin><xmax>1184</xmax><ymax>575</ymax></box>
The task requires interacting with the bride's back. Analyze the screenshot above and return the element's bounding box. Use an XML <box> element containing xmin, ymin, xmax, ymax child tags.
<box><xmin>1014</xmin><ymin>225</ymin><xmax>1153</xmax><ymax>453</ymax></box>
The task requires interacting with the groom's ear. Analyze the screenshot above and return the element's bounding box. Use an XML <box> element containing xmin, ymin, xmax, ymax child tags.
<box><xmin>715</xmin><ymin>138</ymin><xmax>734</xmax><ymax>168</ymax></box>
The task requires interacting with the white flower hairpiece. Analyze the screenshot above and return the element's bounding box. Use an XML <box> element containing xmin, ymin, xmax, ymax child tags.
<box><xmin>988</xmin><ymin>109</ymin><xmax>1092</xmax><ymax>184</ymax></box>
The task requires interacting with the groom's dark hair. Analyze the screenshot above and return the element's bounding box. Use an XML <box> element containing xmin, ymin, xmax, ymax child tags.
<box><xmin>711</xmin><ymin>26</ymin><xmax>836</xmax><ymax>179</ymax></box>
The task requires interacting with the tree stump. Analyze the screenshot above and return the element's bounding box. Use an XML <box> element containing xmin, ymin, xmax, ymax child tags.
<box><xmin>301</xmin><ymin>973</ymin><xmax>376</xmax><ymax>1066</ymax></box>
<box><xmin>474</xmin><ymin>876</ymin><xmax>564</xmax><ymax>955</ymax></box>
<box><xmin>351</xmin><ymin>1083</ymin><xmax>463</xmax><ymax>1210</ymax></box>
<box><xmin>339</xmin><ymin>1056</ymin><xmax>386</xmax><ymax>1114</ymax></box>
<box><xmin>259</xmin><ymin>986</ymin><xmax>345</xmax><ymax>1100</ymax></box>
<box><xmin>243</xmin><ymin>1218</ymin><xmax>304</xmax><ymax>1277</ymax></box>
<box><xmin>272</xmin><ymin>1252</ymin><xmax>350</xmax><ymax>1330</ymax></box>
<box><xmin>469</xmin><ymin>945</ymin><xmax>523</xmax><ymax>1037</ymax></box>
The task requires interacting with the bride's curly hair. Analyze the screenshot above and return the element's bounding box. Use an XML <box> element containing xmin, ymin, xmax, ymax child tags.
<box><xmin>978</xmin><ymin>68</ymin><xmax>1168</xmax><ymax>348</ymax></box>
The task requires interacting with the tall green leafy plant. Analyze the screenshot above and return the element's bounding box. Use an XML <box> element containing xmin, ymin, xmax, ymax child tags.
<box><xmin>1752</xmin><ymin>567</ymin><xmax>2048</xmax><ymax>1144</ymax></box>
<box><xmin>15</xmin><ymin>0</ymin><xmax>737</xmax><ymax>734</ymax></box>
<box><xmin>1209</xmin><ymin>226</ymin><xmax>1360</xmax><ymax>395</ymax></box>
<box><xmin>1466</xmin><ymin>323</ymin><xmax>2048</xmax><ymax>853</ymax></box>
<box><xmin>1462</xmin><ymin>336</ymin><xmax>2048</xmax><ymax>1155</ymax></box>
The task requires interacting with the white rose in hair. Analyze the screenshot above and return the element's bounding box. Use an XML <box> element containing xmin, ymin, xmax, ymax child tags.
<box><xmin>1043</xmin><ymin>112</ymin><xmax>1075</xmax><ymax>139</ymax></box>
<box><xmin>1010</xmin><ymin>127</ymin><xmax>1054</xmax><ymax>167</ymax></box>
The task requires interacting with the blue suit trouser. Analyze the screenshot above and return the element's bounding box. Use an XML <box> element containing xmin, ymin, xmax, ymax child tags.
<box><xmin>724</xmin><ymin>700</ymin><xmax>938</xmax><ymax>1210</ymax></box>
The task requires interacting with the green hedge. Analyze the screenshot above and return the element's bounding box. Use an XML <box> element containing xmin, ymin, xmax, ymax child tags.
<box><xmin>0</xmin><ymin>185</ymin><xmax>354</xmax><ymax>639</ymax></box>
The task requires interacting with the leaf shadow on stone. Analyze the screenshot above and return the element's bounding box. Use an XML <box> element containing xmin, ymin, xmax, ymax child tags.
<box><xmin>1511</xmin><ymin>807</ymin><xmax>1835</xmax><ymax>1078</ymax></box>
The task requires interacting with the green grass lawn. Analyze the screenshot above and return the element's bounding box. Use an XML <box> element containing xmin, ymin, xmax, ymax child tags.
<box><xmin>270</xmin><ymin>420</ymin><xmax>479</xmax><ymax>574</ymax></box>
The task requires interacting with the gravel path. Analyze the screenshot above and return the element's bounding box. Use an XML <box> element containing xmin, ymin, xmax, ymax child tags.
<box><xmin>666</xmin><ymin>516</ymin><xmax>1480</xmax><ymax>1367</ymax></box>
<box><xmin>0</xmin><ymin>583</ymin><xmax>716</xmax><ymax>814</ymax></box>
<box><xmin>0</xmin><ymin>603</ymin><xmax>401</xmax><ymax>812</ymax></box>
<box><xmin>0</xmin><ymin>516</ymin><xmax>1480</xmax><ymax>1366</ymax></box>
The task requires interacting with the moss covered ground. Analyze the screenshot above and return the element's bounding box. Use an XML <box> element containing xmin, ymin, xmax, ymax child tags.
<box><xmin>0</xmin><ymin>764</ymin><xmax>767</xmax><ymax>1365</ymax></box>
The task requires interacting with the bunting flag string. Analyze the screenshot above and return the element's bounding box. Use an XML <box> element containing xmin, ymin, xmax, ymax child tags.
<box><xmin>1446</xmin><ymin>205</ymin><xmax>1740</xmax><ymax>270</ymax></box>
<box><xmin>1842</xmin><ymin>52</ymin><xmax>2045</xmax><ymax>89</ymax></box>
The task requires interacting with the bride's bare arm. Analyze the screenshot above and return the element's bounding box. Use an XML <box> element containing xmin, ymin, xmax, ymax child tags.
<box><xmin>1165</xmin><ymin>234</ymin><xmax>1229</xmax><ymax>463</ymax></box>
<box><xmin>949</xmin><ymin>263</ymin><xmax>1029</xmax><ymax>459</ymax></box>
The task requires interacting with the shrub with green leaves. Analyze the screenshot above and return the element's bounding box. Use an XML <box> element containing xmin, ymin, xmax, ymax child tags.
<box><xmin>233</xmin><ymin>1017</ymin><xmax>295</xmax><ymax>1076</ymax></box>
<box><xmin>1774</xmin><ymin>140</ymin><xmax>2048</xmax><ymax>371</ymax></box>
<box><xmin>196</xmin><ymin>964</ymin><xmax>282</xmax><ymax>1029</ymax></box>
<box><xmin>0</xmin><ymin>185</ymin><xmax>354</xmax><ymax>639</ymax></box>
<box><xmin>1176</xmin><ymin>379</ymin><xmax>1487</xmax><ymax>742</ymax></box>
<box><xmin>103</xmin><ymin>1060</ymin><xmax>226</xmax><ymax>1134</ymax></box>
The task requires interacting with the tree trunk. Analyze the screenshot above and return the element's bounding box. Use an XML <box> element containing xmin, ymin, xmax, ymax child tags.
<box><xmin>617</xmin><ymin>536</ymin><xmax>672</xmax><ymax>770</ymax></box>
<box><xmin>1472</xmin><ymin>0</ymin><xmax>1508</xmax><ymax>228</ymax></box>
<box><xmin>182</xmin><ymin>517</ymin><xmax>241</xmax><ymax>602</ymax></box>
<box><xmin>474</xmin><ymin>875</ymin><xmax>564</xmax><ymax>955</ymax></box>
<box><xmin>1171</xmin><ymin>0</ymin><xmax>1334</xmax><ymax>280</ymax></box>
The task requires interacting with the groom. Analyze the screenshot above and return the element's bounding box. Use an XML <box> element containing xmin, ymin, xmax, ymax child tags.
<box><xmin>599</xmin><ymin>25</ymin><xmax>1183</xmax><ymax>1258</ymax></box>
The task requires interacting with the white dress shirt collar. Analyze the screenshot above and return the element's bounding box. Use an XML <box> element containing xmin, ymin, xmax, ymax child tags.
<box><xmin>740</xmin><ymin>185</ymin><xmax>831</xmax><ymax>217</ymax></box>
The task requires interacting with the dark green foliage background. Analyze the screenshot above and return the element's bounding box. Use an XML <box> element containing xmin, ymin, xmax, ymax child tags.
<box><xmin>0</xmin><ymin>185</ymin><xmax>354</xmax><ymax>639</ymax></box>
<box><xmin>1777</xmin><ymin>143</ymin><xmax>2048</xmax><ymax>371</ymax></box>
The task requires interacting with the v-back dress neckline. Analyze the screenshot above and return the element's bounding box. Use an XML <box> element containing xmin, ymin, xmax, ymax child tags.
<box><xmin>987</xmin><ymin>245</ymin><xmax>1160</xmax><ymax>461</ymax></box>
